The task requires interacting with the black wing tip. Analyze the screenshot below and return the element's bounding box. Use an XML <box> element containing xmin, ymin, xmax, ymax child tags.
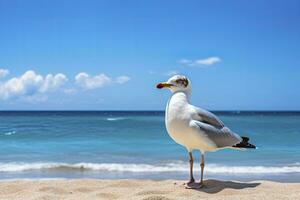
<box><xmin>233</xmin><ymin>136</ymin><xmax>256</xmax><ymax>149</ymax></box>
<box><xmin>241</xmin><ymin>136</ymin><xmax>249</xmax><ymax>142</ymax></box>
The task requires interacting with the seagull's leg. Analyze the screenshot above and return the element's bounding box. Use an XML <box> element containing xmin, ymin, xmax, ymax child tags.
<box><xmin>188</xmin><ymin>151</ymin><xmax>195</xmax><ymax>184</ymax></box>
<box><xmin>186</xmin><ymin>152</ymin><xmax>204</xmax><ymax>189</ymax></box>
<box><xmin>200</xmin><ymin>153</ymin><xmax>205</xmax><ymax>187</ymax></box>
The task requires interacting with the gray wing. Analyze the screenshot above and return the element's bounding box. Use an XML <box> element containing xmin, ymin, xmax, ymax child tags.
<box><xmin>194</xmin><ymin>106</ymin><xmax>225</xmax><ymax>129</ymax></box>
<box><xmin>192</xmin><ymin>120</ymin><xmax>242</xmax><ymax>148</ymax></box>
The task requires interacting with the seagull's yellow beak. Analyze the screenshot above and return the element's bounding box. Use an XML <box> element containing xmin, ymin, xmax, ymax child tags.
<box><xmin>156</xmin><ymin>82</ymin><xmax>174</xmax><ymax>89</ymax></box>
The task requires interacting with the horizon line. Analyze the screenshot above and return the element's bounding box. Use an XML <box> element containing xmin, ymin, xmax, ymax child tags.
<box><xmin>0</xmin><ymin>110</ymin><xmax>300</xmax><ymax>112</ymax></box>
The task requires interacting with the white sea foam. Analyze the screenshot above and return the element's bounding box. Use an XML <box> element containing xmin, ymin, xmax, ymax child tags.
<box><xmin>0</xmin><ymin>162</ymin><xmax>300</xmax><ymax>174</ymax></box>
<box><xmin>106</xmin><ymin>117</ymin><xmax>126</xmax><ymax>121</ymax></box>
<box><xmin>3</xmin><ymin>131</ymin><xmax>16</xmax><ymax>136</ymax></box>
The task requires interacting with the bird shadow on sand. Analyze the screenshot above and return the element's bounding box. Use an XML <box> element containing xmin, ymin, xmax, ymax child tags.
<box><xmin>186</xmin><ymin>179</ymin><xmax>260</xmax><ymax>194</ymax></box>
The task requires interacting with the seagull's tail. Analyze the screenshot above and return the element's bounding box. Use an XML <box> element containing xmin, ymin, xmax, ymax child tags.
<box><xmin>232</xmin><ymin>137</ymin><xmax>256</xmax><ymax>149</ymax></box>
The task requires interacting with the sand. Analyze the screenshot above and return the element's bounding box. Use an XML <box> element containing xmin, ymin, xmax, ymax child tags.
<box><xmin>0</xmin><ymin>179</ymin><xmax>299</xmax><ymax>200</ymax></box>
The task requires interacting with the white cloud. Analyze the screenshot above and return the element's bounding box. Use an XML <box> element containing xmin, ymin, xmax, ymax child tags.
<box><xmin>195</xmin><ymin>57</ymin><xmax>221</xmax><ymax>65</ymax></box>
<box><xmin>179</xmin><ymin>56</ymin><xmax>221</xmax><ymax>67</ymax></box>
<box><xmin>40</xmin><ymin>73</ymin><xmax>68</xmax><ymax>92</ymax></box>
<box><xmin>164</xmin><ymin>70</ymin><xmax>179</xmax><ymax>76</ymax></box>
<box><xmin>0</xmin><ymin>69</ymin><xmax>9</xmax><ymax>78</ymax></box>
<box><xmin>75</xmin><ymin>73</ymin><xmax>130</xmax><ymax>90</ymax></box>
<box><xmin>0</xmin><ymin>70</ymin><xmax>68</xmax><ymax>100</ymax></box>
<box><xmin>75</xmin><ymin>73</ymin><xmax>111</xmax><ymax>89</ymax></box>
<box><xmin>115</xmin><ymin>76</ymin><xmax>130</xmax><ymax>84</ymax></box>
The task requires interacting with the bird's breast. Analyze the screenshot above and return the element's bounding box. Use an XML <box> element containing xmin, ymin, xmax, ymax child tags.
<box><xmin>165</xmin><ymin>95</ymin><xmax>192</xmax><ymax>146</ymax></box>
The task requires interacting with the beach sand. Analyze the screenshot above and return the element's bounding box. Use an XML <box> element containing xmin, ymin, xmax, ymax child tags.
<box><xmin>0</xmin><ymin>179</ymin><xmax>299</xmax><ymax>200</ymax></box>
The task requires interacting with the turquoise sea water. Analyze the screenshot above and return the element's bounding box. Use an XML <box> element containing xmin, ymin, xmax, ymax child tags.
<box><xmin>0</xmin><ymin>111</ymin><xmax>299</xmax><ymax>182</ymax></box>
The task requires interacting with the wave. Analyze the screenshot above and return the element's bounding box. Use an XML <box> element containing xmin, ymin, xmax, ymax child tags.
<box><xmin>3</xmin><ymin>131</ymin><xmax>16</xmax><ymax>136</ymax></box>
<box><xmin>0</xmin><ymin>162</ymin><xmax>300</xmax><ymax>174</ymax></box>
<box><xmin>106</xmin><ymin>117</ymin><xmax>126</xmax><ymax>121</ymax></box>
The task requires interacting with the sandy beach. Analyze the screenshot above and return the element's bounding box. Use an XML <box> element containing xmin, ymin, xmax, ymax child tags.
<box><xmin>0</xmin><ymin>179</ymin><xmax>299</xmax><ymax>200</ymax></box>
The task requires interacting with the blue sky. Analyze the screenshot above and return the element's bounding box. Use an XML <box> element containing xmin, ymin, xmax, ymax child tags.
<box><xmin>0</xmin><ymin>0</ymin><xmax>299</xmax><ymax>110</ymax></box>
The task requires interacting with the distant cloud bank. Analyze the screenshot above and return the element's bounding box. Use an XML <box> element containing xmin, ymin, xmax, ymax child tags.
<box><xmin>0</xmin><ymin>70</ymin><xmax>67</xmax><ymax>100</ymax></box>
<box><xmin>0</xmin><ymin>69</ymin><xmax>130</xmax><ymax>101</ymax></box>
<box><xmin>179</xmin><ymin>56</ymin><xmax>221</xmax><ymax>67</ymax></box>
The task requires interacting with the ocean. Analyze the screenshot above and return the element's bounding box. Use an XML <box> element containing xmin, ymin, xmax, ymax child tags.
<box><xmin>0</xmin><ymin>111</ymin><xmax>299</xmax><ymax>182</ymax></box>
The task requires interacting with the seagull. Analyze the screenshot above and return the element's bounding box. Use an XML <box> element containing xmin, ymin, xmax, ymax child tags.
<box><xmin>156</xmin><ymin>75</ymin><xmax>255</xmax><ymax>188</ymax></box>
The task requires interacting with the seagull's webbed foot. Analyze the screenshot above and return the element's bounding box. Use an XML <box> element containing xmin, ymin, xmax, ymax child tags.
<box><xmin>185</xmin><ymin>182</ymin><xmax>205</xmax><ymax>189</ymax></box>
<box><xmin>187</xmin><ymin>178</ymin><xmax>195</xmax><ymax>184</ymax></box>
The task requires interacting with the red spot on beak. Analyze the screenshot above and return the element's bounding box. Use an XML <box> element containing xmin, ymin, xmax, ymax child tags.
<box><xmin>156</xmin><ymin>83</ymin><xmax>164</xmax><ymax>89</ymax></box>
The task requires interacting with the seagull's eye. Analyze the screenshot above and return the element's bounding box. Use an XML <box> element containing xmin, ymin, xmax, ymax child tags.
<box><xmin>175</xmin><ymin>78</ymin><xmax>188</xmax><ymax>87</ymax></box>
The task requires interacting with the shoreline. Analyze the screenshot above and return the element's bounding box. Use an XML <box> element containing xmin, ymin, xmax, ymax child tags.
<box><xmin>0</xmin><ymin>179</ymin><xmax>299</xmax><ymax>200</ymax></box>
<box><xmin>1</xmin><ymin>171</ymin><xmax>300</xmax><ymax>183</ymax></box>
<box><xmin>0</xmin><ymin>175</ymin><xmax>300</xmax><ymax>183</ymax></box>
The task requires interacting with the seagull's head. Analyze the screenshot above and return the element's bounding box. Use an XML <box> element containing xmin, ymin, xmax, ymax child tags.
<box><xmin>156</xmin><ymin>75</ymin><xmax>191</xmax><ymax>94</ymax></box>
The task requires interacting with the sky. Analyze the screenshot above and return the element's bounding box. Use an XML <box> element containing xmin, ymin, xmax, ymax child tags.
<box><xmin>0</xmin><ymin>0</ymin><xmax>299</xmax><ymax>110</ymax></box>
